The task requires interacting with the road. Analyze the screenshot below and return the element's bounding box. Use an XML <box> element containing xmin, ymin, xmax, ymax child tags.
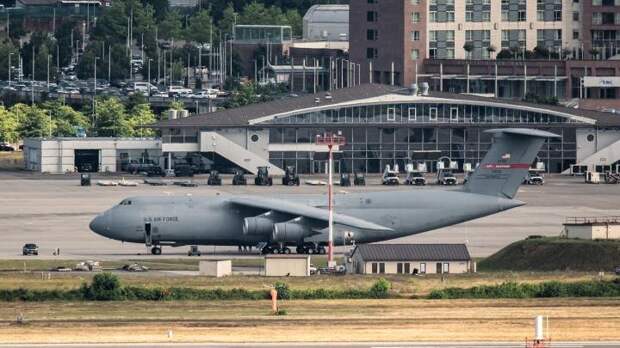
<box><xmin>2</xmin><ymin>342</ymin><xmax>620</xmax><ymax>348</ymax></box>
<box><xmin>1</xmin><ymin>173</ymin><xmax>620</xmax><ymax>258</ymax></box>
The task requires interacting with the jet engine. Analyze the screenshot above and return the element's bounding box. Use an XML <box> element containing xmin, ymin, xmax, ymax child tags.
<box><xmin>272</xmin><ymin>218</ymin><xmax>313</xmax><ymax>242</ymax></box>
<box><xmin>243</xmin><ymin>216</ymin><xmax>275</xmax><ymax>236</ymax></box>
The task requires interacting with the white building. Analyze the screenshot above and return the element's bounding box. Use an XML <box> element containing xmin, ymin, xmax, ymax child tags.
<box><xmin>23</xmin><ymin>137</ymin><xmax>161</xmax><ymax>174</ymax></box>
<box><xmin>348</xmin><ymin>244</ymin><xmax>473</xmax><ymax>275</ymax></box>
<box><xmin>563</xmin><ymin>216</ymin><xmax>620</xmax><ymax>240</ymax></box>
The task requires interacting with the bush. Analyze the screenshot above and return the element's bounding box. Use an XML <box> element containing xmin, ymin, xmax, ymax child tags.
<box><xmin>369</xmin><ymin>278</ymin><xmax>391</xmax><ymax>299</ymax></box>
<box><xmin>85</xmin><ymin>273</ymin><xmax>123</xmax><ymax>301</ymax></box>
<box><xmin>274</xmin><ymin>281</ymin><xmax>291</xmax><ymax>300</ymax></box>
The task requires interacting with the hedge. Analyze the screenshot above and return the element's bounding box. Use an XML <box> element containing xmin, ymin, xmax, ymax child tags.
<box><xmin>428</xmin><ymin>278</ymin><xmax>620</xmax><ymax>299</ymax></box>
<box><xmin>0</xmin><ymin>273</ymin><xmax>392</xmax><ymax>302</ymax></box>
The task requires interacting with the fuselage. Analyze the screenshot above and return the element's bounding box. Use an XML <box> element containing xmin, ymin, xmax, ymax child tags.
<box><xmin>89</xmin><ymin>189</ymin><xmax>523</xmax><ymax>247</ymax></box>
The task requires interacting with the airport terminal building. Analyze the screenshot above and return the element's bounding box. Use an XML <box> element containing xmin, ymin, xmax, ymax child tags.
<box><xmin>151</xmin><ymin>84</ymin><xmax>620</xmax><ymax>175</ymax></box>
<box><xmin>24</xmin><ymin>84</ymin><xmax>620</xmax><ymax>175</ymax></box>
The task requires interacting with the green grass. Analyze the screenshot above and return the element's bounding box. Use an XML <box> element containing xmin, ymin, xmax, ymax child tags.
<box><xmin>479</xmin><ymin>237</ymin><xmax>620</xmax><ymax>272</ymax></box>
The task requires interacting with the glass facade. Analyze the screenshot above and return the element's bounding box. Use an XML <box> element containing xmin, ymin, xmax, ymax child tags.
<box><xmin>261</xmin><ymin>102</ymin><xmax>584</xmax><ymax>174</ymax></box>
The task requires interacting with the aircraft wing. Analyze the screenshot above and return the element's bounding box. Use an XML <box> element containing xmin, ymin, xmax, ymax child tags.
<box><xmin>228</xmin><ymin>196</ymin><xmax>393</xmax><ymax>231</ymax></box>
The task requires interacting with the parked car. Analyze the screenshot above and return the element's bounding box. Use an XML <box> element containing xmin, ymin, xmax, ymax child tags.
<box><xmin>168</xmin><ymin>85</ymin><xmax>192</xmax><ymax>97</ymax></box>
<box><xmin>382</xmin><ymin>165</ymin><xmax>400</xmax><ymax>185</ymax></box>
<box><xmin>524</xmin><ymin>171</ymin><xmax>544</xmax><ymax>185</ymax></box>
<box><xmin>405</xmin><ymin>171</ymin><xmax>426</xmax><ymax>186</ymax></box>
<box><xmin>22</xmin><ymin>243</ymin><xmax>39</xmax><ymax>256</ymax></box>
<box><xmin>0</xmin><ymin>143</ymin><xmax>15</xmax><ymax>151</ymax></box>
<box><xmin>437</xmin><ymin>169</ymin><xmax>457</xmax><ymax>185</ymax></box>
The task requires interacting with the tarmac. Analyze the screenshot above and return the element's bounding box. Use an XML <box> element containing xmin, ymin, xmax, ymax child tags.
<box><xmin>1</xmin><ymin>171</ymin><xmax>620</xmax><ymax>259</ymax></box>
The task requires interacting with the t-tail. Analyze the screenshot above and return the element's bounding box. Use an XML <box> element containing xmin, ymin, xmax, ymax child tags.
<box><xmin>464</xmin><ymin>128</ymin><xmax>560</xmax><ymax>199</ymax></box>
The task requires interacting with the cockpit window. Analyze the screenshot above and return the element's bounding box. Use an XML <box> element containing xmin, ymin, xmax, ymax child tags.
<box><xmin>119</xmin><ymin>199</ymin><xmax>132</xmax><ymax>205</ymax></box>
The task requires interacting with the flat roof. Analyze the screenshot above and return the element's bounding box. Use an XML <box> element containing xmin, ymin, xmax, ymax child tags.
<box><xmin>150</xmin><ymin>84</ymin><xmax>620</xmax><ymax>129</ymax></box>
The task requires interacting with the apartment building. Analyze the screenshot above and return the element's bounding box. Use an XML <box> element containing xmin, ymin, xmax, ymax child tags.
<box><xmin>351</xmin><ymin>0</ymin><xmax>581</xmax><ymax>86</ymax></box>
<box><xmin>582</xmin><ymin>0</ymin><xmax>620</xmax><ymax>59</ymax></box>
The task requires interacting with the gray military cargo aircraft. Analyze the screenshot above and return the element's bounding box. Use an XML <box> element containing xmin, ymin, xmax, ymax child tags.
<box><xmin>90</xmin><ymin>128</ymin><xmax>557</xmax><ymax>255</ymax></box>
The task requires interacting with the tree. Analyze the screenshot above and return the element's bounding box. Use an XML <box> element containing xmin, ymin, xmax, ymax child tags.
<box><xmin>185</xmin><ymin>9</ymin><xmax>214</xmax><ymax>44</ymax></box>
<box><xmin>159</xmin><ymin>10</ymin><xmax>183</xmax><ymax>40</ymax></box>
<box><xmin>0</xmin><ymin>40</ymin><xmax>19</xmax><ymax>81</ymax></box>
<box><xmin>127</xmin><ymin>103</ymin><xmax>157</xmax><ymax>137</ymax></box>
<box><xmin>42</xmin><ymin>100</ymin><xmax>89</xmax><ymax>137</ymax></box>
<box><xmin>463</xmin><ymin>42</ymin><xmax>474</xmax><ymax>55</ymax></box>
<box><xmin>496</xmin><ymin>49</ymin><xmax>513</xmax><ymax>60</ymax></box>
<box><xmin>93</xmin><ymin>97</ymin><xmax>131</xmax><ymax>137</ymax></box>
<box><xmin>13</xmin><ymin>104</ymin><xmax>54</xmax><ymax>139</ymax></box>
<box><xmin>218</xmin><ymin>3</ymin><xmax>237</xmax><ymax>38</ymax></box>
<box><xmin>0</xmin><ymin>106</ymin><xmax>20</xmax><ymax>143</ymax></box>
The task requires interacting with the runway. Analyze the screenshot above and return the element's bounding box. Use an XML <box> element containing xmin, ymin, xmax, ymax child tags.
<box><xmin>2</xmin><ymin>342</ymin><xmax>620</xmax><ymax>348</ymax></box>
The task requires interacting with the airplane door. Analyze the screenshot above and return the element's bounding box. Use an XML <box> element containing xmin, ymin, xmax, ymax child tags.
<box><xmin>145</xmin><ymin>223</ymin><xmax>152</xmax><ymax>246</ymax></box>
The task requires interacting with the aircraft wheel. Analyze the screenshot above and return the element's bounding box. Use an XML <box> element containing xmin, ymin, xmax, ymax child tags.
<box><xmin>151</xmin><ymin>246</ymin><xmax>162</xmax><ymax>255</ymax></box>
<box><xmin>261</xmin><ymin>247</ymin><xmax>272</xmax><ymax>255</ymax></box>
<box><xmin>296</xmin><ymin>246</ymin><xmax>304</xmax><ymax>254</ymax></box>
<box><xmin>282</xmin><ymin>247</ymin><xmax>291</xmax><ymax>254</ymax></box>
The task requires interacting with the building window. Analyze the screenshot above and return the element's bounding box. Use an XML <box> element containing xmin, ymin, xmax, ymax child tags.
<box><xmin>367</xmin><ymin>11</ymin><xmax>378</xmax><ymax>22</ymax></box>
<box><xmin>371</xmin><ymin>262</ymin><xmax>378</xmax><ymax>273</ymax></box>
<box><xmin>420</xmin><ymin>263</ymin><xmax>426</xmax><ymax>274</ymax></box>
<box><xmin>429</xmin><ymin>107</ymin><xmax>438</xmax><ymax>121</ymax></box>
<box><xmin>387</xmin><ymin>107</ymin><xmax>396</xmax><ymax>121</ymax></box>
<box><xmin>408</xmin><ymin>107</ymin><xmax>417</xmax><ymax>121</ymax></box>
<box><xmin>450</xmin><ymin>107</ymin><xmax>458</xmax><ymax>121</ymax></box>
<box><xmin>412</xmin><ymin>31</ymin><xmax>420</xmax><ymax>41</ymax></box>
<box><xmin>366</xmin><ymin>48</ymin><xmax>378</xmax><ymax>59</ymax></box>
<box><xmin>367</xmin><ymin>29</ymin><xmax>378</xmax><ymax>41</ymax></box>
<box><xmin>404</xmin><ymin>263</ymin><xmax>411</xmax><ymax>274</ymax></box>
<box><xmin>412</xmin><ymin>12</ymin><xmax>420</xmax><ymax>23</ymax></box>
<box><xmin>379</xmin><ymin>263</ymin><xmax>385</xmax><ymax>273</ymax></box>
<box><xmin>411</xmin><ymin>49</ymin><xmax>420</xmax><ymax>60</ymax></box>
<box><xmin>397</xmin><ymin>262</ymin><xmax>403</xmax><ymax>274</ymax></box>
<box><xmin>443</xmin><ymin>263</ymin><xmax>450</xmax><ymax>273</ymax></box>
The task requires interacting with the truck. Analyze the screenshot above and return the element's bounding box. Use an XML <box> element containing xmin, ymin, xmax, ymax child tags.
<box><xmin>382</xmin><ymin>165</ymin><xmax>400</xmax><ymax>185</ymax></box>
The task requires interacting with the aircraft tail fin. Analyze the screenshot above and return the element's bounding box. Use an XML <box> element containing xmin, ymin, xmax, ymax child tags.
<box><xmin>463</xmin><ymin>128</ymin><xmax>559</xmax><ymax>199</ymax></box>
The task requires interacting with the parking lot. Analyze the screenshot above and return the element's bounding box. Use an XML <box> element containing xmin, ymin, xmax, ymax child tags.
<box><xmin>1</xmin><ymin>171</ymin><xmax>619</xmax><ymax>259</ymax></box>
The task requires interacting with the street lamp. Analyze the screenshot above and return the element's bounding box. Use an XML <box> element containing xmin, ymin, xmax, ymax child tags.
<box><xmin>148</xmin><ymin>58</ymin><xmax>152</xmax><ymax>97</ymax></box>
<box><xmin>47</xmin><ymin>54</ymin><xmax>51</xmax><ymax>91</ymax></box>
<box><xmin>92</xmin><ymin>57</ymin><xmax>100</xmax><ymax>134</ymax></box>
<box><xmin>8</xmin><ymin>52</ymin><xmax>13</xmax><ymax>87</ymax></box>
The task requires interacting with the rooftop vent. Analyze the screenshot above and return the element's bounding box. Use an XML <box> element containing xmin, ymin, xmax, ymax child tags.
<box><xmin>410</xmin><ymin>83</ymin><xmax>418</xmax><ymax>96</ymax></box>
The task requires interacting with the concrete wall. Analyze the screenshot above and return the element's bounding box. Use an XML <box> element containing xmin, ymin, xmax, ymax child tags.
<box><xmin>23</xmin><ymin>138</ymin><xmax>161</xmax><ymax>174</ymax></box>
<box><xmin>199</xmin><ymin>260</ymin><xmax>232</xmax><ymax>277</ymax></box>
<box><xmin>576</xmin><ymin>128</ymin><xmax>620</xmax><ymax>165</ymax></box>
<box><xmin>565</xmin><ymin>224</ymin><xmax>620</xmax><ymax>239</ymax></box>
<box><xmin>264</xmin><ymin>256</ymin><xmax>310</xmax><ymax>277</ymax></box>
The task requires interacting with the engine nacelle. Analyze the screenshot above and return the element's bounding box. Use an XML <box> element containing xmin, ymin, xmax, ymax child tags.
<box><xmin>243</xmin><ymin>216</ymin><xmax>274</xmax><ymax>236</ymax></box>
<box><xmin>272</xmin><ymin>219</ymin><xmax>313</xmax><ymax>242</ymax></box>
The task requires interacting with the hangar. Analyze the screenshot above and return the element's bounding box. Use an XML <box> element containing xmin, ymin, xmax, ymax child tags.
<box><xmin>23</xmin><ymin>138</ymin><xmax>161</xmax><ymax>174</ymax></box>
<box><xmin>151</xmin><ymin>84</ymin><xmax>620</xmax><ymax>175</ymax></box>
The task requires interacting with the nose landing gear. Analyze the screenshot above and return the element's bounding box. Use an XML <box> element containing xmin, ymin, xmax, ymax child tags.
<box><xmin>151</xmin><ymin>246</ymin><xmax>162</xmax><ymax>255</ymax></box>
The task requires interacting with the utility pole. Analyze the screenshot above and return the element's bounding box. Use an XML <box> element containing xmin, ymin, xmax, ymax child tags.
<box><xmin>47</xmin><ymin>54</ymin><xmax>50</xmax><ymax>91</ymax></box>
<box><xmin>92</xmin><ymin>57</ymin><xmax>99</xmax><ymax>135</ymax></box>
<box><xmin>108</xmin><ymin>44</ymin><xmax>111</xmax><ymax>83</ymax></box>
<box><xmin>148</xmin><ymin>58</ymin><xmax>152</xmax><ymax>97</ymax></box>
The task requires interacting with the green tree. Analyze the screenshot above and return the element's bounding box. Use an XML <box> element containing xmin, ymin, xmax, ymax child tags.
<box><xmin>93</xmin><ymin>97</ymin><xmax>131</xmax><ymax>137</ymax></box>
<box><xmin>0</xmin><ymin>106</ymin><xmax>20</xmax><ymax>143</ymax></box>
<box><xmin>13</xmin><ymin>104</ymin><xmax>55</xmax><ymax>139</ymax></box>
<box><xmin>159</xmin><ymin>10</ymin><xmax>183</xmax><ymax>40</ymax></box>
<box><xmin>0</xmin><ymin>40</ymin><xmax>19</xmax><ymax>82</ymax></box>
<box><xmin>127</xmin><ymin>103</ymin><xmax>157</xmax><ymax>137</ymax></box>
<box><xmin>42</xmin><ymin>100</ymin><xmax>89</xmax><ymax>137</ymax></box>
<box><xmin>218</xmin><ymin>3</ymin><xmax>237</xmax><ymax>38</ymax></box>
<box><xmin>185</xmin><ymin>9</ymin><xmax>214</xmax><ymax>43</ymax></box>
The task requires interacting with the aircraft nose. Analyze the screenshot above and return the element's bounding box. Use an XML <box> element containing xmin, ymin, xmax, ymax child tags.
<box><xmin>89</xmin><ymin>214</ymin><xmax>109</xmax><ymax>236</ymax></box>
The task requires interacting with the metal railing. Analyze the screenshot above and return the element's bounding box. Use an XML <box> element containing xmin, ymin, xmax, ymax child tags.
<box><xmin>162</xmin><ymin>135</ymin><xmax>198</xmax><ymax>144</ymax></box>
<box><xmin>565</xmin><ymin>216</ymin><xmax>620</xmax><ymax>225</ymax></box>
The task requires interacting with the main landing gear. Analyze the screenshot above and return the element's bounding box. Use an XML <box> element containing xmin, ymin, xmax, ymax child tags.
<box><xmin>151</xmin><ymin>245</ymin><xmax>162</xmax><ymax>255</ymax></box>
<box><xmin>260</xmin><ymin>243</ymin><xmax>325</xmax><ymax>255</ymax></box>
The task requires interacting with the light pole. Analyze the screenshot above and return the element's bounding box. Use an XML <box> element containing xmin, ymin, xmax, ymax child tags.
<box><xmin>93</xmin><ymin>57</ymin><xmax>99</xmax><ymax>134</ymax></box>
<box><xmin>315</xmin><ymin>132</ymin><xmax>346</xmax><ymax>268</ymax></box>
<box><xmin>148</xmin><ymin>58</ymin><xmax>152</xmax><ymax>97</ymax></box>
<box><xmin>47</xmin><ymin>54</ymin><xmax>50</xmax><ymax>91</ymax></box>
<box><xmin>8</xmin><ymin>52</ymin><xmax>13</xmax><ymax>86</ymax></box>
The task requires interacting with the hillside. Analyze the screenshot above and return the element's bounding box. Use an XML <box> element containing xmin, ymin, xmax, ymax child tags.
<box><xmin>479</xmin><ymin>237</ymin><xmax>620</xmax><ymax>272</ymax></box>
